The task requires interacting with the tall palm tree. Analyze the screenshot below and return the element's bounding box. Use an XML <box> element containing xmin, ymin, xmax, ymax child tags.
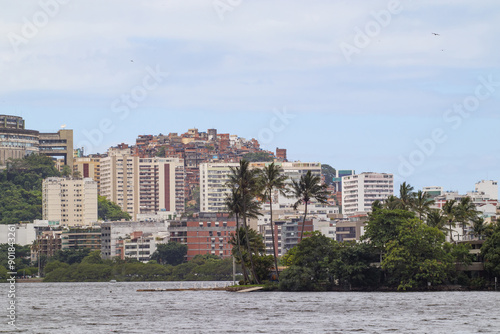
<box><xmin>257</xmin><ymin>162</ymin><xmax>289</xmax><ymax>280</ymax></box>
<box><xmin>291</xmin><ymin>170</ymin><xmax>329</xmax><ymax>242</ymax></box>
<box><xmin>227</xmin><ymin>160</ymin><xmax>262</xmax><ymax>284</ymax></box>
<box><xmin>455</xmin><ymin>196</ymin><xmax>478</xmax><ymax>240</ymax></box>
<box><xmin>442</xmin><ymin>200</ymin><xmax>457</xmax><ymax>241</ymax></box>
<box><xmin>399</xmin><ymin>182</ymin><xmax>415</xmax><ymax>210</ymax></box>
<box><xmin>413</xmin><ymin>190</ymin><xmax>435</xmax><ymax>220</ymax></box>
<box><xmin>224</xmin><ymin>187</ymin><xmax>250</xmax><ymax>283</ymax></box>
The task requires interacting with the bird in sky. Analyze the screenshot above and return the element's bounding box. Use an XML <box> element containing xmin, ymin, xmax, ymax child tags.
<box><xmin>432</xmin><ymin>32</ymin><xmax>440</xmax><ymax>36</ymax></box>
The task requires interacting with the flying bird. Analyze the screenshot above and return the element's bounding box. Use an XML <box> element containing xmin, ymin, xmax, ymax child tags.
<box><xmin>432</xmin><ymin>33</ymin><xmax>440</xmax><ymax>36</ymax></box>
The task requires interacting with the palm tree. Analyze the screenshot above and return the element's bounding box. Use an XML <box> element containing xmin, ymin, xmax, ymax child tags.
<box><xmin>257</xmin><ymin>162</ymin><xmax>289</xmax><ymax>280</ymax></box>
<box><xmin>455</xmin><ymin>196</ymin><xmax>478</xmax><ymax>240</ymax></box>
<box><xmin>224</xmin><ymin>187</ymin><xmax>250</xmax><ymax>283</ymax></box>
<box><xmin>413</xmin><ymin>190</ymin><xmax>435</xmax><ymax>220</ymax></box>
<box><xmin>383</xmin><ymin>195</ymin><xmax>401</xmax><ymax>210</ymax></box>
<box><xmin>426</xmin><ymin>209</ymin><xmax>447</xmax><ymax>232</ymax></box>
<box><xmin>230</xmin><ymin>227</ymin><xmax>266</xmax><ymax>266</ymax></box>
<box><xmin>399</xmin><ymin>182</ymin><xmax>415</xmax><ymax>210</ymax></box>
<box><xmin>291</xmin><ymin>170</ymin><xmax>329</xmax><ymax>242</ymax></box>
<box><xmin>442</xmin><ymin>200</ymin><xmax>457</xmax><ymax>241</ymax></box>
<box><xmin>227</xmin><ymin>160</ymin><xmax>262</xmax><ymax>284</ymax></box>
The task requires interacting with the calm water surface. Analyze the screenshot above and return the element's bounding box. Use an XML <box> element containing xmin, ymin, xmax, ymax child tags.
<box><xmin>5</xmin><ymin>282</ymin><xmax>500</xmax><ymax>333</ymax></box>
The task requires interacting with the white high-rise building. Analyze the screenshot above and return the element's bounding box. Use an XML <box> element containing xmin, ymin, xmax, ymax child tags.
<box><xmin>342</xmin><ymin>172</ymin><xmax>394</xmax><ymax>216</ymax></box>
<box><xmin>475</xmin><ymin>180</ymin><xmax>498</xmax><ymax>200</ymax></box>
<box><xmin>100</xmin><ymin>146</ymin><xmax>185</xmax><ymax>220</ymax></box>
<box><xmin>199</xmin><ymin>161</ymin><xmax>324</xmax><ymax>213</ymax></box>
<box><xmin>42</xmin><ymin>177</ymin><xmax>98</xmax><ymax>226</ymax></box>
<box><xmin>199</xmin><ymin>162</ymin><xmax>239</xmax><ymax>213</ymax></box>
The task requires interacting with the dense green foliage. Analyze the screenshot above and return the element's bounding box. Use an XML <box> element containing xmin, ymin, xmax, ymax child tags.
<box><xmin>0</xmin><ymin>244</ymin><xmax>37</xmax><ymax>278</ymax></box>
<box><xmin>482</xmin><ymin>223</ymin><xmax>500</xmax><ymax>277</ymax></box>
<box><xmin>150</xmin><ymin>242</ymin><xmax>188</xmax><ymax>266</ymax></box>
<box><xmin>242</xmin><ymin>152</ymin><xmax>274</xmax><ymax>162</ymax></box>
<box><xmin>98</xmin><ymin>195</ymin><xmax>131</xmax><ymax>221</ymax></box>
<box><xmin>280</xmin><ymin>205</ymin><xmax>478</xmax><ymax>291</ymax></box>
<box><xmin>42</xmin><ymin>252</ymin><xmax>238</xmax><ymax>282</ymax></box>
<box><xmin>0</xmin><ymin>155</ymin><xmax>60</xmax><ymax>224</ymax></box>
<box><xmin>279</xmin><ymin>232</ymin><xmax>380</xmax><ymax>291</ymax></box>
<box><xmin>0</xmin><ymin>155</ymin><xmax>130</xmax><ymax>224</ymax></box>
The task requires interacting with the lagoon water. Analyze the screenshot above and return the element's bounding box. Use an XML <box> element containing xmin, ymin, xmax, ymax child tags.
<box><xmin>5</xmin><ymin>282</ymin><xmax>500</xmax><ymax>333</ymax></box>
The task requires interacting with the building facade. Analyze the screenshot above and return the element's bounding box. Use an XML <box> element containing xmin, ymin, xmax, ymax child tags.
<box><xmin>169</xmin><ymin>213</ymin><xmax>236</xmax><ymax>261</ymax></box>
<box><xmin>342</xmin><ymin>172</ymin><xmax>394</xmax><ymax>216</ymax></box>
<box><xmin>42</xmin><ymin>177</ymin><xmax>98</xmax><ymax>227</ymax></box>
<box><xmin>0</xmin><ymin>115</ymin><xmax>39</xmax><ymax>165</ymax></box>
<box><xmin>39</xmin><ymin>129</ymin><xmax>74</xmax><ymax>167</ymax></box>
<box><xmin>100</xmin><ymin>145</ymin><xmax>185</xmax><ymax>219</ymax></box>
<box><xmin>100</xmin><ymin>221</ymin><xmax>170</xmax><ymax>260</ymax></box>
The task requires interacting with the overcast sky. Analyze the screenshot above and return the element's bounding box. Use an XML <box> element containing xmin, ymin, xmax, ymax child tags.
<box><xmin>1</xmin><ymin>0</ymin><xmax>499</xmax><ymax>195</ymax></box>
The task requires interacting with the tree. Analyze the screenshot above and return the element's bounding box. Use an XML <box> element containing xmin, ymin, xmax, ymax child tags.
<box><xmin>151</xmin><ymin>242</ymin><xmax>187</xmax><ymax>266</ymax></box>
<box><xmin>455</xmin><ymin>196</ymin><xmax>479</xmax><ymax>240</ymax></box>
<box><xmin>279</xmin><ymin>232</ymin><xmax>339</xmax><ymax>291</ymax></box>
<box><xmin>227</xmin><ymin>160</ymin><xmax>262</xmax><ymax>284</ymax></box>
<box><xmin>383</xmin><ymin>195</ymin><xmax>401</xmax><ymax>210</ymax></box>
<box><xmin>413</xmin><ymin>190</ymin><xmax>435</xmax><ymax>220</ymax></box>
<box><xmin>442</xmin><ymin>200</ymin><xmax>457</xmax><ymax>242</ymax></box>
<box><xmin>61</xmin><ymin>165</ymin><xmax>72</xmax><ymax>177</ymax></box>
<box><xmin>291</xmin><ymin>170</ymin><xmax>328</xmax><ymax>241</ymax></box>
<box><xmin>321</xmin><ymin>164</ymin><xmax>336</xmax><ymax>186</ymax></box>
<box><xmin>426</xmin><ymin>209</ymin><xmax>447</xmax><ymax>232</ymax></box>
<box><xmin>98</xmin><ymin>196</ymin><xmax>131</xmax><ymax>221</ymax></box>
<box><xmin>333</xmin><ymin>242</ymin><xmax>381</xmax><ymax>289</ymax></box>
<box><xmin>382</xmin><ymin>218</ymin><xmax>454</xmax><ymax>290</ymax></box>
<box><xmin>224</xmin><ymin>187</ymin><xmax>250</xmax><ymax>283</ymax></box>
<box><xmin>398</xmin><ymin>182</ymin><xmax>415</xmax><ymax>210</ymax></box>
<box><xmin>257</xmin><ymin>162</ymin><xmax>289</xmax><ymax>280</ymax></box>
<box><xmin>363</xmin><ymin>209</ymin><xmax>416</xmax><ymax>250</ymax></box>
<box><xmin>481</xmin><ymin>224</ymin><xmax>500</xmax><ymax>278</ymax></box>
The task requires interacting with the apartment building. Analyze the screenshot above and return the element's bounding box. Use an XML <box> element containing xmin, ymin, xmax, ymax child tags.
<box><xmin>0</xmin><ymin>115</ymin><xmax>39</xmax><ymax>164</ymax></box>
<box><xmin>73</xmin><ymin>156</ymin><xmax>101</xmax><ymax>190</ymax></box>
<box><xmin>100</xmin><ymin>221</ymin><xmax>170</xmax><ymax>260</ymax></box>
<box><xmin>168</xmin><ymin>213</ymin><xmax>236</xmax><ymax>261</ymax></box>
<box><xmin>475</xmin><ymin>180</ymin><xmax>498</xmax><ymax>200</ymax></box>
<box><xmin>200</xmin><ymin>161</ymin><xmax>323</xmax><ymax>212</ymax></box>
<box><xmin>61</xmin><ymin>227</ymin><xmax>101</xmax><ymax>250</ymax></box>
<box><xmin>39</xmin><ymin>129</ymin><xmax>74</xmax><ymax>167</ymax></box>
<box><xmin>100</xmin><ymin>145</ymin><xmax>185</xmax><ymax>219</ymax></box>
<box><xmin>199</xmin><ymin>162</ymin><xmax>239</xmax><ymax>213</ymax></box>
<box><xmin>42</xmin><ymin>177</ymin><xmax>98</xmax><ymax>227</ymax></box>
<box><xmin>342</xmin><ymin>172</ymin><xmax>394</xmax><ymax>216</ymax></box>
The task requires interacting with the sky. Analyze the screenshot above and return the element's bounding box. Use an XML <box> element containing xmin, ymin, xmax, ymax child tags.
<box><xmin>1</xmin><ymin>0</ymin><xmax>499</xmax><ymax>195</ymax></box>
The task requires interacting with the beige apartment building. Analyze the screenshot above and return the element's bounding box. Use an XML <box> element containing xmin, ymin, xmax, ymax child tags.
<box><xmin>100</xmin><ymin>146</ymin><xmax>185</xmax><ymax>220</ymax></box>
<box><xmin>74</xmin><ymin>156</ymin><xmax>101</xmax><ymax>191</ymax></box>
<box><xmin>42</xmin><ymin>177</ymin><xmax>98</xmax><ymax>226</ymax></box>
